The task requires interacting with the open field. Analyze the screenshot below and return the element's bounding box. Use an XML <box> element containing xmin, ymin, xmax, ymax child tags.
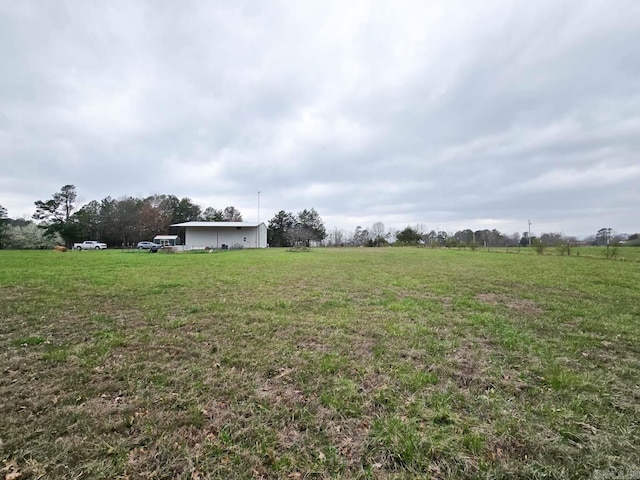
<box><xmin>1</xmin><ymin>248</ymin><xmax>639</xmax><ymax>479</ymax></box>
<box><xmin>450</xmin><ymin>245</ymin><xmax>640</xmax><ymax>262</ymax></box>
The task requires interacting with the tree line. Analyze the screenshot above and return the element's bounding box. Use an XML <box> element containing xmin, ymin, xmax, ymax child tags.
<box><xmin>266</xmin><ymin>209</ymin><xmax>327</xmax><ymax>247</ymax></box>
<box><xmin>1</xmin><ymin>185</ymin><xmax>637</xmax><ymax>249</ymax></box>
<box><xmin>323</xmin><ymin>224</ymin><xmax>637</xmax><ymax>248</ymax></box>
<box><xmin>0</xmin><ymin>185</ymin><xmax>330</xmax><ymax>250</ymax></box>
<box><xmin>1</xmin><ymin>185</ymin><xmax>245</xmax><ymax>248</ymax></box>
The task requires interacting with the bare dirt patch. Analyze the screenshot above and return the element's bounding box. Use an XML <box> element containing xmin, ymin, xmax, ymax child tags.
<box><xmin>505</xmin><ymin>298</ymin><xmax>544</xmax><ymax>315</ymax></box>
<box><xmin>476</xmin><ymin>293</ymin><xmax>544</xmax><ymax>315</ymax></box>
<box><xmin>295</xmin><ymin>337</ymin><xmax>331</xmax><ymax>353</ymax></box>
<box><xmin>476</xmin><ymin>293</ymin><xmax>500</xmax><ymax>305</ymax></box>
<box><xmin>256</xmin><ymin>378</ymin><xmax>308</xmax><ymax>409</ymax></box>
<box><xmin>316</xmin><ymin>406</ymin><xmax>371</xmax><ymax>466</ymax></box>
<box><xmin>449</xmin><ymin>338</ymin><xmax>493</xmax><ymax>389</ymax></box>
<box><xmin>347</xmin><ymin>333</ymin><xmax>377</xmax><ymax>360</ymax></box>
<box><xmin>201</xmin><ymin>400</ymin><xmax>233</xmax><ymax>430</ymax></box>
<box><xmin>447</xmin><ymin>338</ymin><xmax>531</xmax><ymax>395</ymax></box>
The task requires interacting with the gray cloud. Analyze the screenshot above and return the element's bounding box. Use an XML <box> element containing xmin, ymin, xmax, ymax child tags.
<box><xmin>1</xmin><ymin>0</ymin><xmax>639</xmax><ymax>237</ymax></box>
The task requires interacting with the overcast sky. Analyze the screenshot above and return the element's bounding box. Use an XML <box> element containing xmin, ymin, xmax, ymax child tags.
<box><xmin>1</xmin><ymin>1</ymin><xmax>639</xmax><ymax>237</ymax></box>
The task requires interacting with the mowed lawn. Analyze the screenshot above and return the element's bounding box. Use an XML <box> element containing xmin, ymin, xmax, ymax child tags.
<box><xmin>1</xmin><ymin>248</ymin><xmax>639</xmax><ymax>479</ymax></box>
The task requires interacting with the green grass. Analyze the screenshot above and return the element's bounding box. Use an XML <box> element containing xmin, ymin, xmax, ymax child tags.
<box><xmin>473</xmin><ymin>244</ymin><xmax>640</xmax><ymax>261</ymax></box>
<box><xmin>1</xmin><ymin>247</ymin><xmax>639</xmax><ymax>479</ymax></box>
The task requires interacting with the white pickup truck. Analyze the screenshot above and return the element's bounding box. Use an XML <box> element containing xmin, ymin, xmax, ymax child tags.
<box><xmin>73</xmin><ymin>241</ymin><xmax>108</xmax><ymax>250</ymax></box>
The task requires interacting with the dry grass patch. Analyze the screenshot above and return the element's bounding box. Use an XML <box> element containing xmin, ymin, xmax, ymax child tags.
<box><xmin>475</xmin><ymin>292</ymin><xmax>544</xmax><ymax>315</ymax></box>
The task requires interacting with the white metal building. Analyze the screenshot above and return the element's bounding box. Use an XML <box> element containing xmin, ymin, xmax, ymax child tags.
<box><xmin>170</xmin><ymin>222</ymin><xmax>268</xmax><ymax>249</ymax></box>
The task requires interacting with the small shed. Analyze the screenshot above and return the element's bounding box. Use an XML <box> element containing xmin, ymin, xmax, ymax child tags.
<box><xmin>153</xmin><ymin>235</ymin><xmax>181</xmax><ymax>246</ymax></box>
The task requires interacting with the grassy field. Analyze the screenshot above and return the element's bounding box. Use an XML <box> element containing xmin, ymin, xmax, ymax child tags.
<box><xmin>1</xmin><ymin>247</ymin><xmax>639</xmax><ymax>479</ymax></box>
<box><xmin>456</xmin><ymin>245</ymin><xmax>640</xmax><ymax>262</ymax></box>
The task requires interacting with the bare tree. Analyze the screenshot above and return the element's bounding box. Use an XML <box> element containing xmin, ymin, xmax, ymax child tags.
<box><xmin>351</xmin><ymin>226</ymin><xmax>369</xmax><ymax>246</ymax></box>
<box><xmin>509</xmin><ymin>232</ymin><xmax>521</xmax><ymax>247</ymax></box>
<box><xmin>369</xmin><ymin>222</ymin><xmax>389</xmax><ymax>246</ymax></box>
<box><xmin>327</xmin><ymin>226</ymin><xmax>345</xmax><ymax>247</ymax></box>
<box><xmin>202</xmin><ymin>207</ymin><xmax>224</xmax><ymax>221</ymax></box>
<box><xmin>285</xmin><ymin>224</ymin><xmax>315</xmax><ymax>248</ymax></box>
<box><xmin>223</xmin><ymin>206</ymin><xmax>243</xmax><ymax>222</ymax></box>
<box><xmin>371</xmin><ymin>222</ymin><xmax>385</xmax><ymax>239</ymax></box>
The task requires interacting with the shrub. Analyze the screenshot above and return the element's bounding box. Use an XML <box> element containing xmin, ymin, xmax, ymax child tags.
<box><xmin>556</xmin><ymin>242</ymin><xmax>571</xmax><ymax>256</ymax></box>
<box><xmin>532</xmin><ymin>238</ymin><xmax>545</xmax><ymax>254</ymax></box>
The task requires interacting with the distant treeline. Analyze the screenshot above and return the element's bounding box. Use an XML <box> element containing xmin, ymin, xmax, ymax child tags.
<box><xmin>324</xmin><ymin>225</ymin><xmax>638</xmax><ymax>248</ymax></box>
<box><xmin>0</xmin><ymin>185</ymin><xmax>243</xmax><ymax>248</ymax></box>
<box><xmin>0</xmin><ymin>185</ymin><xmax>637</xmax><ymax>249</ymax></box>
<box><xmin>0</xmin><ymin>185</ymin><xmax>328</xmax><ymax>250</ymax></box>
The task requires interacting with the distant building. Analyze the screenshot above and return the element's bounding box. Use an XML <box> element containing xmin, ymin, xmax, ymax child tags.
<box><xmin>170</xmin><ymin>222</ymin><xmax>268</xmax><ymax>249</ymax></box>
<box><xmin>153</xmin><ymin>235</ymin><xmax>181</xmax><ymax>246</ymax></box>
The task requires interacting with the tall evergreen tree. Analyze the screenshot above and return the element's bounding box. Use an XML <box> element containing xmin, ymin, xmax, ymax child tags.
<box><xmin>268</xmin><ymin>210</ymin><xmax>297</xmax><ymax>247</ymax></box>
<box><xmin>395</xmin><ymin>226</ymin><xmax>421</xmax><ymax>245</ymax></box>
<box><xmin>296</xmin><ymin>208</ymin><xmax>326</xmax><ymax>246</ymax></box>
<box><xmin>33</xmin><ymin>185</ymin><xmax>78</xmax><ymax>247</ymax></box>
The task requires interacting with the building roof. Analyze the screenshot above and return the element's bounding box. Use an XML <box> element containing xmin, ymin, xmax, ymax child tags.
<box><xmin>154</xmin><ymin>235</ymin><xmax>180</xmax><ymax>239</ymax></box>
<box><xmin>170</xmin><ymin>221</ymin><xmax>265</xmax><ymax>228</ymax></box>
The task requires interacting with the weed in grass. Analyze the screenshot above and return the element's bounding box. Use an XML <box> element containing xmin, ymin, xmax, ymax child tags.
<box><xmin>319</xmin><ymin>352</ymin><xmax>347</xmax><ymax>374</ymax></box>
<box><xmin>320</xmin><ymin>377</ymin><xmax>363</xmax><ymax>417</ymax></box>
<box><xmin>396</xmin><ymin>364</ymin><xmax>439</xmax><ymax>392</ymax></box>
<box><xmin>13</xmin><ymin>335</ymin><xmax>45</xmax><ymax>346</ymax></box>
<box><xmin>162</xmin><ymin>316</ymin><xmax>189</xmax><ymax>330</ymax></box>
<box><xmin>41</xmin><ymin>345</ymin><xmax>69</xmax><ymax>362</ymax></box>
<box><xmin>368</xmin><ymin>416</ymin><xmax>435</xmax><ymax>472</ymax></box>
<box><xmin>371</xmin><ymin>386</ymin><xmax>399</xmax><ymax>410</ymax></box>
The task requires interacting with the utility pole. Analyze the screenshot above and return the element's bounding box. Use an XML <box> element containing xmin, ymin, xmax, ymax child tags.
<box><xmin>257</xmin><ymin>191</ymin><xmax>261</xmax><ymax>222</ymax></box>
<box><xmin>528</xmin><ymin>219</ymin><xmax>532</xmax><ymax>247</ymax></box>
